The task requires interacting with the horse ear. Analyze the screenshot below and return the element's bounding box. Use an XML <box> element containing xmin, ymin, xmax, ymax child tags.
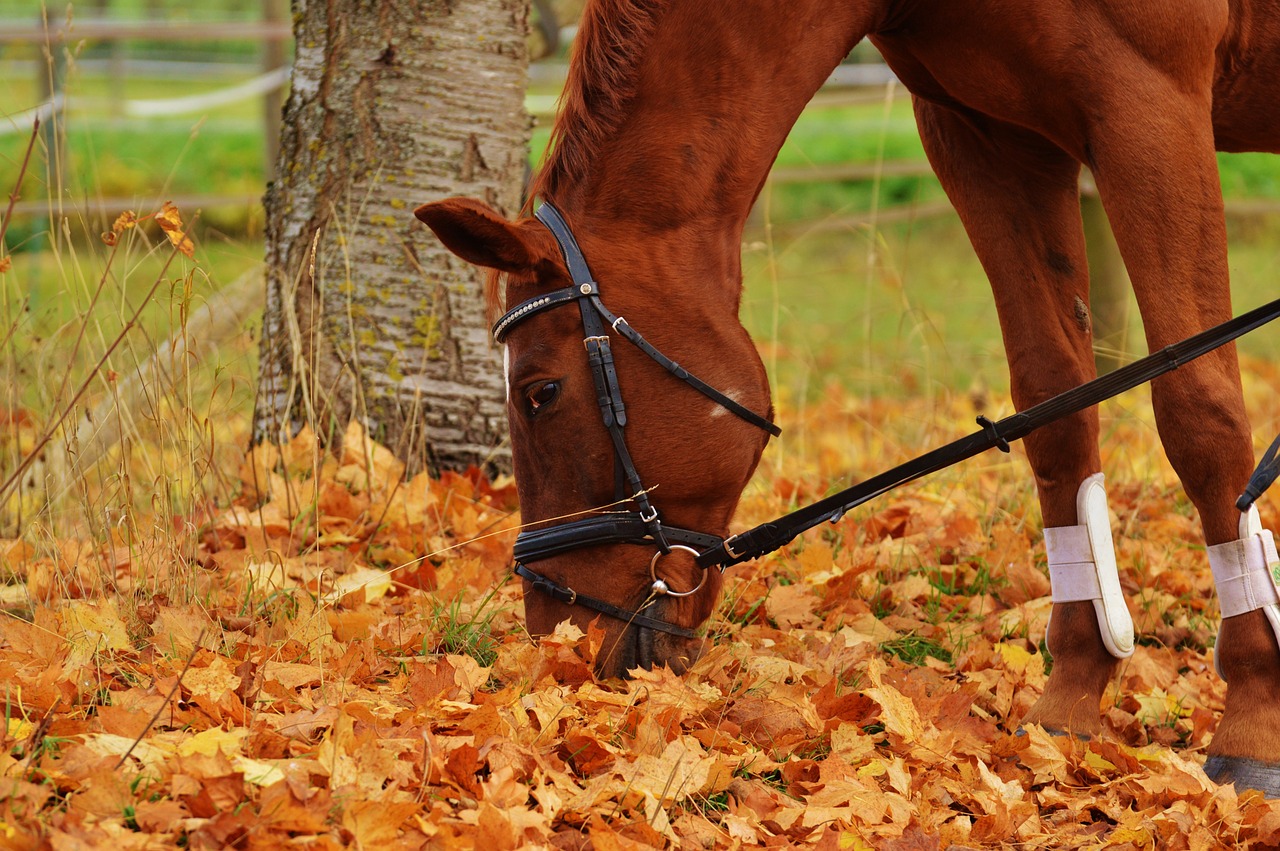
<box><xmin>415</xmin><ymin>197</ymin><xmax>541</xmax><ymax>274</ymax></box>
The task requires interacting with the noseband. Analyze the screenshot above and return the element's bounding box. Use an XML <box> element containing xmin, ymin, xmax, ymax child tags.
<box><xmin>498</xmin><ymin>202</ymin><xmax>780</xmax><ymax>639</ymax></box>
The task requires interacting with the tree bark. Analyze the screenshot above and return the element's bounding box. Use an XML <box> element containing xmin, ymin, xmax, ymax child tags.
<box><xmin>255</xmin><ymin>0</ymin><xmax>529</xmax><ymax>474</ymax></box>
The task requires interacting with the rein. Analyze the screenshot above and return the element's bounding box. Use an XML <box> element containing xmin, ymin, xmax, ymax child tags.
<box><xmin>698</xmin><ymin>296</ymin><xmax>1280</xmax><ymax>569</ymax></box>
<box><xmin>503</xmin><ymin>201</ymin><xmax>1280</xmax><ymax>638</ymax></box>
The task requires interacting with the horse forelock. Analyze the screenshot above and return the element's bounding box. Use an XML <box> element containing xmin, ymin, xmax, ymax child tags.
<box><xmin>529</xmin><ymin>0</ymin><xmax>670</xmax><ymax>201</ymax></box>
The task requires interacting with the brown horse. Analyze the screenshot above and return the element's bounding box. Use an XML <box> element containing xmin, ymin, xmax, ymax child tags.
<box><xmin>417</xmin><ymin>0</ymin><xmax>1280</xmax><ymax>793</ymax></box>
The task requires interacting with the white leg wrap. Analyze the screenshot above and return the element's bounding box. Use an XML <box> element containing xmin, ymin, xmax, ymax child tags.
<box><xmin>1043</xmin><ymin>473</ymin><xmax>1135</xmax><ymax>659</ymax></box>
<box><xmin>1209</xmin><ymin>505</ymin><xmax>1280</xmax><ymax>680</ymax></box>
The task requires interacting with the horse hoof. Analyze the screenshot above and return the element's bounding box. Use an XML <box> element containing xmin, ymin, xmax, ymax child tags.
<box><xmin>1204</xmin><ymin>755</ymin><xmax>1280</xmax><ymax>797</ymax></box>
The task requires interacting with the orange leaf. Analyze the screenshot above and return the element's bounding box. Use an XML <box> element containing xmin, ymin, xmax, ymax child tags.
<box><xmin>101</xmin><ymin>210</ymin><xmax>138</xmax><ymax>246</ymax></box>
<box><xmin>155</xmin><ymin>201</ymin><xmax>195</xmax><ymax>258</ymax></box>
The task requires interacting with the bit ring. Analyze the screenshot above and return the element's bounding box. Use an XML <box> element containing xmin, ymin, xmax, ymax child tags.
<box><xmin>649</xmin><ymin>545</ymin><xmax>706</xmax><ymax>597</ymax></box>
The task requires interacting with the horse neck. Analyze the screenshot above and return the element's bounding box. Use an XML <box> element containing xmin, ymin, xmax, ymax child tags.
<box><xmin>546</xmin><ymin>0</ymin><xmax>880</xmax><ymax>297</ymax></box>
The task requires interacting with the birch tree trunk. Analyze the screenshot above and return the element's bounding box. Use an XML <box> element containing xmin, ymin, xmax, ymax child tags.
<box><xmin>255</xmin><ymin>0</ymin><xmax>529</xmax><ymax>474</ymax></box>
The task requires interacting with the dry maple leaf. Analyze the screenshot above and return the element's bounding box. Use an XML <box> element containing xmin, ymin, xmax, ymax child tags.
<box><xmin>101</xmin><ymin>210</ymin><xmax>138</xmax><ymax>247</ymax></box>
<box><xmin>155</xmin><ymin>201</ymin><xmax>195</xmax><ymax>258</ymax></box>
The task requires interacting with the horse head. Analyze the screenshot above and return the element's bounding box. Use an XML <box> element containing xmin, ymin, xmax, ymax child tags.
<box><xmin>416</xmin><ymin>197</ymin><xmax>775</xmax><ymax>676</ymax></box>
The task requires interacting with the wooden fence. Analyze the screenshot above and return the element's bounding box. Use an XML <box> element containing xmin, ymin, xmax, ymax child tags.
<box><xmin>7</xmin><ymin>13</ymin><xmax>1280</xmax><ymax>368</ymax></box>
<box><xmin>5</xmin><ymin>7</ymin><xmax>289</xmax><ymax>197</ymax></box>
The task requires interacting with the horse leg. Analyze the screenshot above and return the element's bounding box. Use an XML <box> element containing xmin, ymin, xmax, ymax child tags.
<box><xmin>1085</xmin><ymin>90</ymin><xmax>1280</xmax><ymax>788</ymax></box>
<box><xmin>914</xmin><ymin>100</ymin><xmax>1119</xmax><ymax>736</ymax></box>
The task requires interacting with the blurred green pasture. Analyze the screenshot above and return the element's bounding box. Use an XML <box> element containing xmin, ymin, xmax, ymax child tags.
<box><xmin>4</xmin><ymin>57</ymin><xmax>1280</xmax><ymax>412</ymax></box>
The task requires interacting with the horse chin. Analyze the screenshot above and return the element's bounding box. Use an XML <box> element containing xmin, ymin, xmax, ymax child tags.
<box><xmin>589</xmin><ymin>602</ymin><xmax>708</xmax><ymax>679</ymax></box>
<box><xmin>520</xmin><ymin>550</ymin><xmax>716</xmax><ymax>678</ymax></box>
<box><xmin>596</xmin><ymin>632</ymin><xmax>704</xmax><ymax>679</ymax></box>
<box><xmin>648</xmin><ymin>628</ymin><xmax>707</xmax><ymax>675</ymax></box>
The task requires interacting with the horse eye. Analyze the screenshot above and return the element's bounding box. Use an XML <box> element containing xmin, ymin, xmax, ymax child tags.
<box><xmin>525</xmin><ymin>381</ymin><xmax>561</xmax><ymax>413</ymax></box>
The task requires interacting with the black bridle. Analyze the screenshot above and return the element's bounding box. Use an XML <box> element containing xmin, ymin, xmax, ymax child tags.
<box><xmin>502</xmin><ymin>202</ymin><xmax>1280</xmax><ymax>641</ymax></box>
<box><xmin>499</xmin><ymin>203</ymin><xmax>779</xmax><ymax>639</ymax></box>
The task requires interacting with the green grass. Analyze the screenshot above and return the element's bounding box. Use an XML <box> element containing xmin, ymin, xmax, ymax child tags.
<box><xmin>741</xmin><ymin>200</ymin><xmax>1280</xmax><ymax>403</ymax></box>
<box><xmin>5</xmin><ymin>66</ymin><xmax>1280</xmax><ymax>418</ymax></box>
<box><xmin>424</xmin><ymin>587</ymin><xmax>506</xmax><ymax>668</ymax></box>
<box><xmin>880</xmin><ymin>633</ymin><xmax>953</xmax><ymax>666</ymax></box>
<box><xmin>741</xmin><ymin>215</ymin><xmax>1001</xmax><ymax>401</ymax></box>
<box><xmin>5</xmin><ymin>1</ymin><xmax>264</xmax><ymax>19</ymax></box>
<box><xmin>7</xmin><ymin>66</ymin><xmax>1280</xmax><ymax>245</ymax></box>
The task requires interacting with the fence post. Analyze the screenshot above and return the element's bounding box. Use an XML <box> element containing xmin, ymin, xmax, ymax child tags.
<box><xmin>1081</xmin><ymin>176</ymin><xmax>1130</xmax><ymax>375</ymax></box>
<box><xmin>262</xmin><ymin>0</ymin><xmax>287</xmax><ymax>183</ymax></box>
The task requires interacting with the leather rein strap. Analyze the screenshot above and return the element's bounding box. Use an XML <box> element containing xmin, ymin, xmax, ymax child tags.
<box><xmin>514</xmin><ymin>564</ymin><xmax>700</xmax><ymax>639</ymax></box>
<box><xmin>497</xmin><ymin>202</ymin><xmax>778</xmax><ymax>638</ymax></box>
<box><xmin>696</xmin><ymin>295</ymin><xmax>1280</xmax><ymax>569</ymax></box>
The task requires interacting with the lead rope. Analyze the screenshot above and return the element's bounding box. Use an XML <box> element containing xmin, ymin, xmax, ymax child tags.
<box><xmin>699</xmin><ymin>295</ymin><xmax>1280</xmax><ymax>569</ymax></box>
<box><xmin>1238</xmin><ymin>432</ymin><xmax>1280</xmax><ymax>512</ymax></box>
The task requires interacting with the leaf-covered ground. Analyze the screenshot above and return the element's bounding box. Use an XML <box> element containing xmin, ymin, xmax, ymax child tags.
<box><xmin>3</xmin><ymin>361</ymin><xmax>1280</xmax><ymax>850</ymax></box>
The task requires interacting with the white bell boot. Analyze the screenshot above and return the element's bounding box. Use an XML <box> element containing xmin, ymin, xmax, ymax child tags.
<box><xmin>1043</xmin><ymin>473</ymin><xmax>1135</xmax><ymax>659</ymax></box>
<box><xmin>1209</xmin><ymin>504</ymin><xmax>1280</xmax><ymax>680</ymax></box>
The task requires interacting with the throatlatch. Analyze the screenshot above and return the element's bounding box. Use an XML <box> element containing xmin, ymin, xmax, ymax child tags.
<box><xmin>1209</xmin><ymin>505</ymin><xmax>1280</xmax><ymax>680</ymax></box>
<box><xmin>1044</xmin><ymin>474</ymin><xmax>1135</xmax><ymax>659</ymax></box>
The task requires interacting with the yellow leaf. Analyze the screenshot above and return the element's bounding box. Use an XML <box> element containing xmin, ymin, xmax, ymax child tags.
<box><xmin>629</xmin><ymin>736</ymin><xmax>717</xmax><ymax>804</ymax></box>
<box><xmin>151</xmin><ymin>605</ymin><xmax>210</xmax><ymax>659</ymax></box>
<box><xmin>82</xmin><ymin>732</ymin><xmax>173</xmax><ymax>768</ymax></box>
<box><xmin>446</xmin><ymin>654</ymin><xmax>491</xmax><ymax>695</ymax></box>
<box><xmin>857</xmin><ymin>758</ymin><xmax>888</xmax><ymax>779</ymax></box>
<box><xmin>996</xmin><ymin>642</ymin><xmax>1036</xmax><ymax>673</ymax></box>
<box><xmin>831</xmin><ymin>723</ymin><xmax>877</xmax><ymax>763</ymax></box>
<box><xmin>233</xmin><ymin>755</ymin><xmax>287</xmax><ymax>787</ymax></box>
<box><xmin>838</xmin><ymin>613</ymin><xmax>898</xmax><ymax>646</ymax></box>
<box><xmin>839</xmin><ymin>832</ymin><xmax>876</xmax><ymax>851</ymax></box>
<box><xmin>863</xmin><ymin>657</ymin><xmax>925</xmax><ymax>743</ymax></box>
<box><xmin>101</xmin><ymin>210</ymin><xmax>137</xmax><ymax>246</ymax></box>
<box><xmin>262</xmin><ymin>660</ymin><xmax>324</xmax><ymax>691</ymax></box>
<box><xmin>977</xmin><ymin>758</ymin><xmax>1024</xmax><ymax>803</ymax></box>
<box><xmin>1107</xmin><ymin>827</ymin><xmax>1155</xmax><ymax>849</ymax></box>
<box><xmin>112</xmin><ymin>210</ymin><xmax>137</xmax><ymax>233</ymax></box>
<box><xmin>155</xmin><ymin>201</ymin><xmax>195</xmax><ymax>258</ymax></box>
<box><xmin>1084</xmin><ymin>750</ymin><xmax>1118</xmax><ymax>773</ymax></box>
<box><xmin>60</xmin><ymin>600</ymin><xmax>132</xmax><ymax>668</ymax></box>
<box><xmin>183</xmin><ymin>655</ymin><xmax>242</xmax><ymax>702</ymax></box>
<box><xmin>178</xmin><ymin>726</ymin><xmax>248</xmax><ymax>758</ymax></box>
<box><xmin>1133</xmin><ymin>689</ymin><xmax>1190</xmax><ymax>725</ymax></box>
<box><xmin>340</xmin><ymin>420</ymin><xmax>405</xmax><ymax>492</ymax></box>
<box><xmin>1020</xmin><ymin>725</ymin><xmax>1070</xmax><ymax>785</ymax></box>
<box><xmin>327</xmin><ymin>565</ymin><xmax>392</xmax><ymax>603</ymax></box>
<box><xmin>7</xmin><ymin>717</ymin><xmax>33</xmax><ymax>741</ymax></box>
<box><xmin>345</xmin><ymin>801</ymin><xmax>429</xmax><ymax>848</ymax></box>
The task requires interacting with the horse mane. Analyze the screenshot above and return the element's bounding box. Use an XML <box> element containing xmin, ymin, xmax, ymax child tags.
<box><xmin>486</xmin><ymin>0</ymin><xmax>668</xmax><ymax>324</ymax></box>
<box><xmin>528</xmin><ymin>0</ymin><xmax>670</xmax><ymax>203</ymax></box>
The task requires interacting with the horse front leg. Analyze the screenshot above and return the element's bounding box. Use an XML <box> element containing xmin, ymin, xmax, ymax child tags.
<box><xmin>1086</xmin><ymin>89</ymin><xmax>1280</xmax><ymax>791</ymax></box>
<box><xmin>914</xmin><ymin>101</ymin><xmax>1122</xmax><ymax>737</ymax></box>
